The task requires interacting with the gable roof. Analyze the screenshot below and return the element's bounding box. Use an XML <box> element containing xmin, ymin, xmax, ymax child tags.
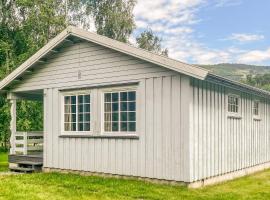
<box><xmin>0</xmin><ymin>26</ymin><xmax>208</xmax><ymax>91</ymax></box>
<box><xmin>0</xmin><ymin>26</ymin><xmax>270</xmax><ymax>99</ymax></box>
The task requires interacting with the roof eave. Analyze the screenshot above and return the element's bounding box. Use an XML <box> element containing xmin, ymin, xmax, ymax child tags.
<box><xmin>0</xmin><ymin>28</ymin><xmax>71</xmax><ymax>90</ymax></box>
<box><xmin>206</xmin><ymin>73</ymin><xmax>270</xmax><ymax>98</ymax></box>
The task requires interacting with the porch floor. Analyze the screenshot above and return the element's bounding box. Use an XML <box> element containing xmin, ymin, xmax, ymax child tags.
<box><xmin>8</xmin><ymin>154</ymin><xmax>43</xmax><ymax>164</ymax></box>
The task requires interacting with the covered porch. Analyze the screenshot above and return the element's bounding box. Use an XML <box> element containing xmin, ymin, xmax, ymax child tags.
<box><xmin>8</xmin><ymin>90</ymin><xmax>44</xmax><ymax>172</ymax></box>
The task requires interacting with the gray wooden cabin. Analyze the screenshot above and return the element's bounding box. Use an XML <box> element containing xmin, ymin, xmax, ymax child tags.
<box><xmin>0</xmin><ymin>26</ymin><xmax>269</xmax><ymax>187</ymax></box>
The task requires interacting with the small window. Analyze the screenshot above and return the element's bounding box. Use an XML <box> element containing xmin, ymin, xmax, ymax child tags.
<box><xmin>228</xmin><ymin>95</ymin><xmax>239</xmax><ymax>113</ymax></box>
<box><xmin>63</xmin><ymin>93</ymin><xmax>91</xmax><ymax>132</ymax></box>
<box><xmin>103</xmin><ymin>90</ymin><xmax>136</xmax><ymax>133</ymax></box>
<box><xmin>253</xmin><ymin>101</ymin><xmax>259</xmax><ymax>116</ymax></box>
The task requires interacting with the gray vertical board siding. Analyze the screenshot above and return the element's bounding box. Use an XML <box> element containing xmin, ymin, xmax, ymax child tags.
<box><xmin>41</xmin><ymin>75</ymin><xmax>189</xmax><ymax>181</ymax></box>
<box><xmin>26</xmin><ymin>38</ymin><xmax>190</xmax><ymax>182</ymax></box>
<box><xmin>190</xmin><ymin>79</ymin><xmax>270</xmax><ymax>182</ymax></box>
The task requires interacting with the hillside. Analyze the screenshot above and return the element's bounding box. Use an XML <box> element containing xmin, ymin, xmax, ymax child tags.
<box><xmin>200</xmin><ymin>63</ymin><xmax>270</xmax><ymax>81</ymax></box>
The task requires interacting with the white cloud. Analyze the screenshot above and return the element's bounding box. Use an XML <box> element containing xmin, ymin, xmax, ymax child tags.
<box><xmin>237</xmin><ymin>48</ymin><xmax>270</xmax><ymax>63</ymax></box>
<box><xmin>213</xmin><ymin>0</ymin><xmax>242</xmax><ymax>7</ymax></box>
<box><xmin>132</xmin><ymin>0</ymin><xmax>269</xmax><ymax>65</ymax></box>
<box><xmin>227</xmin><ymin>33</ymin><xmax>265</xmax><ymax>42</ymax></box>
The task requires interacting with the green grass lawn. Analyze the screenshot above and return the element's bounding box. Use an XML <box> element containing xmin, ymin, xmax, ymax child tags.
<box><xmin>0</xmin><ymin>152</ymin><xmax>8</xmax><ymax>172</ymax></box>
<box><xmin>0</xmin><ymin>151</ymin><xmax>269</xmax><ymax>200</ymax></box>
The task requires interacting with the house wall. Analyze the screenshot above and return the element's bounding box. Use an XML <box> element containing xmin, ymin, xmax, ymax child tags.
<box><xmin>189</xmin><ymin>78</ymin><xmax>270</xmax><ymax>182</ymax></box>
<box><xmin>13</xmin><ymin>41</ymin><xmax>191</xmax><ymax>182</ymax></box>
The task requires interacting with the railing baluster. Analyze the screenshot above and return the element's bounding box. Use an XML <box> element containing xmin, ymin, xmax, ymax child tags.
<box><xmin>23</xmin><ymin>132</ymin><xmax>28</xmax><ymax>155</ymax></box>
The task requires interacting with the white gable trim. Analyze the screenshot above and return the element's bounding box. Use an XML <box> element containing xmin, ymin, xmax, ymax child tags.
<box><xmin>0</xmin><ymin>26</ymin><xmax>208</xmax><ymax>90</ymax></box>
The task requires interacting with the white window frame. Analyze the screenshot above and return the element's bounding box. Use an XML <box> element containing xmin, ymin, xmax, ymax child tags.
<box><xmin>253</xmin><ymin>100</ymin><xmax>261</xmax><ymax>120</ymax></box>
<box><xmin>227</xmin><ymin>93</ymin><xmax>241</xmax><ymax>118</ymax></box>
<box><xmin>61</xmin><ymin>90</ymin><xmax>93</xmax><ymax>135</ymax></box>
<box><xmin>101</xmin><ymin>86</ymin><xmax>138</xmax><ymax>136</ymax></box>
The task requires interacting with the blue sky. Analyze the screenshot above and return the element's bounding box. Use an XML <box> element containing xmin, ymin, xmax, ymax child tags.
<box><xmin>132</xmin><ymin>0</ymin><xmax>270</xmax><ymax>65</ymax></box>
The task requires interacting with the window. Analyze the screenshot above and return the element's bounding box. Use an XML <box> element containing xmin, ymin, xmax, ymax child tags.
<box><xmin>64</xmin><ymin>93</ymin><xmax>91</xmax><ymax>132</ymax></box>
<box><xmin>253</xmin><ymin>101</ymin><xmax>259</xmax><ymax>116</ymax></box>
<box><xmin>228</xmin><ymin>95</ymin><xmax>239</xmax><ymax>113</ymax></box>
<box><xmin>103</xmin><ymin>90</ymin><xmax>136</xmax><ymax>133</ymax></box>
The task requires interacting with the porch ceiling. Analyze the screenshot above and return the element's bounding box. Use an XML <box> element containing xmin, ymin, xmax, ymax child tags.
<box><xmin>7</xmin><ymin>90</ymin><xmax>43</xmax><ymax>101</ymax></box>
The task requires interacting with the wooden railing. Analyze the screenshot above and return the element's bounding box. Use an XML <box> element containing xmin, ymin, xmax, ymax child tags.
<box><xmin>11</xmin><ymin>132</ymin><xmax>43</xmax><ymax>155</ymax></box>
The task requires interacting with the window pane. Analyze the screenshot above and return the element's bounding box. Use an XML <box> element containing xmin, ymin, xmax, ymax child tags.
<box><xmin>121</xmin><ymin>122</ymin><xmax>127</xmax><ymax>131</ymax></box>
<box><xmin>71</xmin><ymin>96</ymin><xmax>76</xmax><ymax>104</ymax></box>
<box><xmin>84</xmin><ymin>95</ymin><xmax>90</xmax><ymax>103</ymax></box>
<box><xmin>104</xmin><ymin>113</ymin><xmax>111</xmax><ymax>122</ymax></box>
<box><xmin>128</xmin><ymin>91</ymin><xmax>136</xmax><ymax>101</ymax></box>
<box><xmin>112</xmin><ymin>122</ymin><xmax>119</xmax><ymax>131</ymax></box>
<box><xmin>120</xmin><ymin>92</ymin><xmax>127</xmax><ymax>101</ymax></box>
<box><xmin>78</xmin><ymin>95</ymin><xmax>84</xmax><ymax>104</ymax></box>
<box><xmin>72</xmin><ymin>114</ymin><xmax>76</xmax><ymax>123</ymax></box>
<box><xmin>120</xmin><ymin>102</ymin><xmax>127</xmax><ymax>111</ymax></box>
<box><xmin>64</xmin><ymin>114</ymin><xmax>71</xmax><ymax>122</ymax></box>
<box><xmin>65</xmin><ymin>96</ymin><xmax>71</xmax><ymax>104</ymax></box>
<box><xmin>64</xmin><ymin>105</ymin><xmax>71</xmax><ymax>113</ymax></box>
<box><xmin>84</xmin><ymin>123</ymin><xmax>90</xmax><ymax>131</ymax></box>
<box><xmin>78</xmin><ymin>114</ymin><xmax>83</xmax><ymax>122</ymax></box>
<box><xmin>71</xmin><ymin>105</ymin><xmax>76</xmax><ymax>113</ymax></box>
<box><xmin>112</xmin><ymin>93</ymin><xmax>119</xmax><ymax>102</ymax></box>
<box><xmin>78</xmin><ymin>104</ymin><xmax>83</xmax><ymax>113</ymax></box>
<box><xmin>121</xmin><ymin>112</ymin><xmax>127</xmax><ymax>121</ymax></box>
<box><xmin>128</xmin><ymin>102</ymin><xmax>136</xmax><ymax>111</ymax></box>
<box><xmin>79</xmin><ymin>123</ymin><xmax>84</xmax><ymax>131</ymax></box>
<box><xmin>128</xmin><ymin>122</ymin><xmax>136</xmax><ymax>132</ymax></box>
<box><xmin>84</xmin><ymin>104</ymin><xmax>90</xmax><ymax>112</ymax></box>
<box><xmin>105</xmin><ymin>93</ymin><xmax>111</xmax><ymax>102</ymax></box>
<box><xmin>71</xmin><ymin>123</ymin><xmax>76</xmax><ymax>131</ymax></box>
<box><xmin>64</xmin><ymin>123</ymin><xmax>71</xmax><ymax>131</ymax></box>
<box><xmin>104</xmin><ymin>122</ymin><xmax>111</xmax><ymax>132</ymax></box>
<box><xmin>112</xmin><ymin>103</ymin><xmax>119</xmax><ymax>112</ymax></box>
<box><xmin>105</xmin><ymin>103</ymin><xmax>111</xmax><ymax>112</ymax></box>
<box><xmin>112</xmin><ymin>113</ymin><xmax>119</xmax><ymax>121</ymax></box>
<box><xmin>128</xmin><ymin>112</ymin><xmax>136</xmax><ymax>121</ymax></box>
<box><xmin>84</xmin><ymin>113</ymin><xmax>90</xmax><ymax>122</ymax></box>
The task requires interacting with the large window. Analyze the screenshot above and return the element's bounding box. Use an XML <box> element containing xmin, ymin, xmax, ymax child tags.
<box><xmin>64</xmin><ymin>93</ymin><xmax>91</xmax><ymax>132</ymax></box>
<box><xmin>103</xmin><ymin>90</ymin><xmax>136</xmax><ymax>133</ymax></box>
<box><xmin>228</xmin><ymin>95</ymin><xmax>239</xmax><ymax>114</ymax></box>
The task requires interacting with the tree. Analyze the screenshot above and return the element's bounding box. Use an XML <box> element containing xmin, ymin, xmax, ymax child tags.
<box><xmin>242</xmin><ymin>73</ymin><xmax>270</xmax><ymax>91</ymax></box>
<box><xmin>0</xmin><ymin>0</ymin><xmax>137</xmax><ymax>149</ymax></box>
<box><xmin>136</xmin><ymin>29</ymin><xmax>168</xmax><ymax>56</ymax></box>
<box><xmin>88</xmin><ymin>0</ymin><xmax>136</xmax><ymax>42</ymax></box>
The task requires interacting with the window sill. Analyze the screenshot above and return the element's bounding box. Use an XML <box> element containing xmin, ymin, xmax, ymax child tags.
<box><xmin>59</xmin><ymin>134</ymin><xmax>139</xmax><ymax>139</ymax></box>
<box><xmin>227</xmin><ymin>114</ymin><xmax>242</xmax><ymax>119</ymax></box>
<box><xmin>253</xmin><ymin>117</ymin><xmax>262</xmax><ymax>121</ymax></box>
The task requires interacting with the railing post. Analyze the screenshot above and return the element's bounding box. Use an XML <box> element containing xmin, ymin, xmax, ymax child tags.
<box><xmin>23</xmin><ymin>132</ymin><xmax>28</xmax><ymax>155</ymax></box>
<box><xmin>9</xmin><ymin>99</ymin><xmax>16</xmax><ymax>154</ymax></box>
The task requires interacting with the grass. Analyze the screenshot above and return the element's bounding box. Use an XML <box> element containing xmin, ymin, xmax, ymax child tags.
<box><xmin>0</xmin><ymin>152</ymin><xmax>8</xmax><ymax>172</ymax></box>
<box><xmin>0</xmin><ymin>152</ymin><xmax>269</xmax><ymax>200</ymax></box>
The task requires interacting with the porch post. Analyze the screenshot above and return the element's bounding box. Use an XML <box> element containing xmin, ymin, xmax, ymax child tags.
<box><xmin>9</xmin><ymin>99</ymin><xmax>17</xmax><ymax>154</ymax></box>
